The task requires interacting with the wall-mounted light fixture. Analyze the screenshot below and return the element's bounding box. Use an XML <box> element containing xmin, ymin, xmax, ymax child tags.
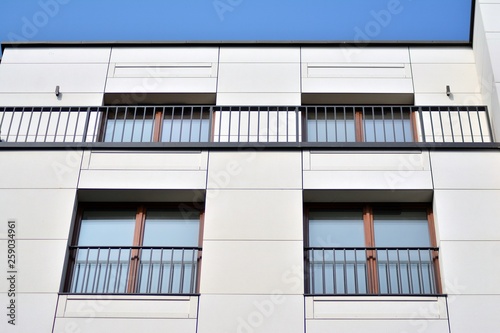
<box><xmin>55</xmin><ymin>85</ymin><xmax>61</xmax><ymax>97</ymax></box>
<box><xmin>446</xmin><ymin>85</ymin><xmax>451</xmax><ymax>97</ymax></box>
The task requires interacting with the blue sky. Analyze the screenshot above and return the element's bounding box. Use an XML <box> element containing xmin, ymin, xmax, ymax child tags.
<box><xmin>0</xmin><ymin>0</ymin><xmax>473</xmax><ymax>51</ymax></box>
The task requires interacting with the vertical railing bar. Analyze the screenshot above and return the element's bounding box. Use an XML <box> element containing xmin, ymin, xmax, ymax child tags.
<box><xmin>120</xmin><ymin>108</ymin><xmax>127</xmax><ymax>143</ymax></box>
<box><xmin>190</xmin><ymin>249</ymin><xmax>196</xmax><ymax>293</ymax></box>
<box><xmin>396</xmin><ymin>249</ymin><xmax>403</xmax><ymax>294</ymax></box>
<box><xmin>237</xmin><ymin>107</ymin><xmax>242</xmax><ymax>142</ymax></box>
<box><xmin>276</xmin><ymin>108</ymin><xmax>280</xmax><ymax>142</ymax></box>
<box><xmin>188</xmin><ymin>107</ymin><xmax>194</xmax><ymax>142</ymax></box>
<box><xmin>321</xmin><ymin>249</ymin><xmax>326</xmax><ymax>294</ymax></box>
<box><xmin>103</xmin><ymin>248</ymin><xmax>111</xmax><ymax>293</ymax></box>
<box><xmin>72</xmin><ymin>248</ymin><xmax>81</xmax><ymax>293</ymax></box>
<box><xmin>168</xmin><ymin>107</ymin><xmax>175</xmax><ymax>142</ymax></box>
<box><xmin>43</xmin><ymin>108</ymin><xmax>54</xmax><ymax>143</ymax></box>
<box><xmin>295</xmin><ymin>107</ymin><xmax>299</xmax><ymax>143</ymax></box>
<box><xmin>323</xmin><ymin>107</ymin><xmax>328</xmax><ymax>142</ymax></box>
<box><xmin>158</xmin><ymin>249</ymin><xmax>165</xmax><ymax>293</ymax></box>
<box><xmin>476</xmin><ymin>110</ymin><xmax>485</xmax><ymax>143</ymax></box>
<box><xmin>438</xmin><ymin>108</ymin><xmax>446</xmax><ymax>142</ymax></box>
<box><xmin>448</xmin><ymin>108</ymin><xmax>455</xmax><ymax>143</ymax></box>
<box><xmin>147</xmin><ymin>248</ymin><xmax>154</xmax><ymax>293</ymax></box>
<box><xmin>385</xmin><ymin>249</ymin><xmax>391</xmax><ymax>294</ymax></box>
<box><xmin>417</xmin><ymin>249</ymin><xmax>424</xmax><ymax>294</ymax></box>
<box><xmin>130</xmin><ymin>107</ymin><xmax>137</xmax><ymax>142</ymax></box>
<box><xmin>386</xmin><ymin>107</ymin><xmax>391</xmax><ymax>142</ymax></box>
<box><xmin>334</xmin><ymin>107</ymin><xmax>338</xmax><ymax>142</ymax></box>
<box><xmin>14</xmin><ymin>108</ymin><xmax>26</xmax><ymax>142</ymax></box>
<box><xmin>266</xmin><ymin>107</ymin><xmax>270</xmax><ymax>142</ymax></box>
<box><xmin>428</xmin><ymin>108</ymin><xmax>436</xmax><ymax>142</ymax></box>
<box><xmin>371</xmin><ymin>107</ymin><xmax>376</xmax><ymax>142</ymax></box>
<box><xmin>217</xmin><ymin>107</ymin><xmax>224</xmax><ymax>143</ymax></box>
<box><xmin>407</xmin><ymin>249</ymin><xmax>413</xmax><ymax>294</ymax></box>
<box><xmin>168</xmin><ymin>249</ymin><xmax>175</xmax><ymax>294</ymax></box>
<box><xmin>34</xmin><ymin>110</ymin><xmax>44</xmax><ymax>142</ymax></box>
<box><xmin>257</xmin><ymin>108</ymin><xmax>261</xmax><ymax>143</ymax></box>
<box><xmin>332</xmin><ymin>249</ymin><xmax>337</xmax><ymax>294</ymax></box>
<box><xmin>457</xmin><ymin>110</ymin><xmax>465</xmax><ymax>142</ymax></box>
<box><xmin>72</xmin><ymin>109</ymin><xmax>82</xmax><ymax>143</ymax></box>
<box><xmin>427</xmin><ymin>249</ymin><xmax>435</xmax><ymax>294</ymax></box>
<box><xmin>179</xmin><ymin>249</ymin><xmax>186</xmax><ymax>293</ymax></box>
<box><xmin>343</xmin><ymin>107</ymin><xmax>348</xmax><ymax>142</ymax></box>
<box><xmin>400</xmin><ymin>108</ymin><xmax>408</xmax><ymax>142</ymax></box>
<box><xmin>91</xmin><ymin>248</ymin><xmax>101</xmax><ymax>293</ymax></box>
<box><xmin>24</xmin><ymin>109</ymin><xmax>34</xmax><ymax>142</ymax></box>
<box><xmin>113</xmin><ymin>248</ymin><xmax>122</xmax><ymax>293</ymax></box>
<box><xmin>62</xmin><ymin>109</ymin><xmax>71</xmax><ymax>143</ymax></box>
<box><xmin>109</xmin><ymin>108</ymin><xmax>117</xmax><ymax>142</ymax></box>
<box><xmin>310</xmin><ymin>250</ymin><xmax>315</xmax><ymax>294</ymax></box>
<box><xmin>354</xmin><ymin>249</ymin><xmax>359</xmax><ymax>294</ymax></box>
<box><xmin>208</xmin><ymin>106</ymin><xmax>214</xmax><ymax>143</ymax></box>
<box><xmin>247</xmin><ymin>108</ymin><xmax>251</xmax><ymax>143</ymax></box>
<box><xmin>484</xmin><ymin>108</ymin><xmax>494</xmax><ymax>143</ymax></box>
<box><xmin>314</xmin><ymin>107</ymin><xmax>318</xmax><ymax>142</ymax></box>
<box><xmin>82</xmin><ymin>248</ymin><xmax>91</xmax><ymax>293</ymax></box>
<box><xmin>418</xmin><ymin>107</ymin><xmax>426</xmax><ymax>143</ymax></box>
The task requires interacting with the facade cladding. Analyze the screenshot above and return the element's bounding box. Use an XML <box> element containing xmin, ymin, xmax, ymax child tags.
<box><xmin>1</xmin><ymin>4</ymin><xmax>500</xmax><ymax>333</ymax></box>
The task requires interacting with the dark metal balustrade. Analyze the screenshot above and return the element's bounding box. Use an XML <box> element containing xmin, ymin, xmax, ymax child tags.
<box><xmin>305</xmin><ymin>247</ymin><xmax>440</xmax><ymax>295</ymax></box>
<box><xmin>68</xmin><ymin>246</ymin><xmax>201</xmax><ymax>294</ymax></box>
<box><xmin>0</xmin><ymin>105</ymin><xmax>493</xmax><ymax>145</ymax></box>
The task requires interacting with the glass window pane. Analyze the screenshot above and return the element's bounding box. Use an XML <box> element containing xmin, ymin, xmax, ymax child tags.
<box><xmin>373</xmin><ymin>209</ymin><xmax>430</xmax><ymax>247</ymax></box>
<box><xmin>104</xmin><ymin>118</ymin><xmax>154</xmax><ymax>142</ymax></box>
<box><xmin>309</xmin><ymin>210</ymin><xmax>364</xmax><ymax>247</ymax></box>
<box><xmin>78</xmin><ymin>210</ymin><xmax>136</xmax><ymax>246</ymax></box>
<box><xmin>364</xmin><ymin>109</ymin><xmax>413</xmax><ymax>142</ymax></box>
<box><xmin>307</xmin><ymin>111</ymin><xmax>355</xmax><ymax>142</ymax></box>
<box><xmin>143</xmin><ymin>210</ymin><xmax>199</xmax><ymax>247</ymax></box>
<box><xmin>161</xmin><ymin>119</ymin><xmax>210</xmax><ymax>142</ymax></box>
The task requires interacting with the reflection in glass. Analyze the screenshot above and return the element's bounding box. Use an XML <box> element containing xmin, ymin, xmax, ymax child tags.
<box><xmin>307</xmin><ymin>109</ymin><xmax>356</xmax><ymax>142</ymax></box>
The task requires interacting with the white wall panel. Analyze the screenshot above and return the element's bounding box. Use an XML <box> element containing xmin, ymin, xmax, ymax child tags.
<box><xmin>58</xmin><ymin>295</ymin><xmax>197</xmax><ymax>319</ymax></box>
<box><xmin>414</xmin><ymin>93</ymin><xmax>484</xmax><ymax>106</ymax></box>
<box><xmin>1</xmin><ymin>47</ymin><xmax>111</xmax><ymax>64</ymax></box>
<box><xmin>447</xmin><ymin>295</ymin><xmax>500</xmax><ymax>333</ymax></box>
<box><xmin>207</xmin><ymin>152</ymin><xmax>302</xmax><ymax>189</ymax></box>
<box><xmin>53</xmin><ymin>318</ymin><xmax>197</xmax><ymax>333</ymax></box>
<box><xmin>0</xmin><ymin>189</ymin><xmax>75</xmax><ymax>240</ymax></box>
<box><xmin>197</xmin><ymin>295</ymin><xmax>304</xmax><ymax>333</ymax></box>
<box><xmin>434</xmin><ymin>190</ymin><xmax>500</xmax><ymax>241</ymax></box>
<box><xmin>412</xmin><ymin>64</ymin><xmax>480</xmax><ymax>94</ymax></box>
<box><xmin>219</xmin><ymin>47</ymin><xmax>300</xmax><ymax>63</ymax></box>
<box><xmin>440</xmin><ymin>241</ymin><xmax>500</xmax><ymax>294</ymax></box>
<box><xmin>409</xmin><ymin>47</ymin><xmax>475</xmax><ymax>64</ymax></box>
<box><xmin>78</xmin><ymin>170</ymin><xmax>207</xmax><ymax>190</ymax></box>
<box><xmin>0</xmin><ymin>64</ymin><xmax>108</xmax><ymax>93</ymax></box>
<box><xmin>216</xmin><ymin>93</ymin><xmax>301</xmax><ymax>105</ymax></box>
<box><xmin>307</xmin><ymin>296</ymin><xmax>447</xmax><ymax>319</ymax></box>
<box><xmin>105</xmin><ymin>77</ymin><xmax>217</xmax><ymax>93</ymax></box>
<box><xmin>480</xmin><ymin>3</ymin><xmax>500</xmax><ymax>32</ymax></box>
<box><xmin>430</xmin><ymin>152</ymin><xmax>500</xmax><ymax>189</ymax></box>
<box><xmin>0</xmin><ymin>93</ymin><xmax>105</xmax><ymax>106</ymax></box>
<box><xmin>203</xmin><ymin>190</ymin><xmax>302</xmax><ymax>241</ymax></box>
<box><xmin>306</xmin><ymin>319</ymin><xmax>449</xmax><ymax>333</ymax></box>
<box><xmin>87</xmin><ymin>151</ymin><xmax>208</xmax><ymax>171</ymax></box>
<box><xmin>0</xmin><ymin>151</ymin><xmax>82</xmax><ymax>189</ymax></box>
<box><xmin>0</xmin><ymin>240</ymin><xmax>66</xmax><ymax>293</ymax></box>
<box><xmin>200</xmin><ymin>240</ymin><xmax>303</xmax><ymax>294</ymax></box>
<box><xmin>302</xmin><ymin>77</ymin><xmax>413</xmax><ymax>94</ymax></box>
<box><xmin>0</xmin><ymin>293</ymin><xmax>58</xmax><ymax>333</ymax></box>
<box><xmin>110</xmin><ymin>47</ymin><xmax>219</xmax><ymax>63</ymax></box>
<box><xmin>301</xmin><ymin>47</ymin><xmax>410</xmax><ymax>63</ymax></box>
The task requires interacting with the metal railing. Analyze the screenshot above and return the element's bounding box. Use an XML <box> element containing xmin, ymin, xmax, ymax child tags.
<box><xmin>0</xmin><ymin>105</ymin><xmax>493</xmax><ymax>145</ymax></box>
<box><xmin>305</xmin><ymin>247</ymin><xmax>440</xmax><ymax>295</ymax></box>
<box><xmin>68</xmin><ymin>246</ymin><xmax>201</xmax><ymax>294</ymax></box>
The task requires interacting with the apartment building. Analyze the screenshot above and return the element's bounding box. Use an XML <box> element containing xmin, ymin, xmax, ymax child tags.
<box><xmin>0</xmin><ymin>1</ymin><xmax>499</xmax><ymax>333</ymax></box>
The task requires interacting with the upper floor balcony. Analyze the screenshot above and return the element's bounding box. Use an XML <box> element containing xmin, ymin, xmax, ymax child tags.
<box><xmin>0</xmin><ymin>105</ymin><xmax>495</xmax><ymax>149</ymax></box>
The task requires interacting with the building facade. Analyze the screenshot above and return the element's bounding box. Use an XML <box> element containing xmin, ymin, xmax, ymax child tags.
<box><xmin>1</xmin><ymin>1</ymin><xmax>500</xmax><ymax>333</ymax></box>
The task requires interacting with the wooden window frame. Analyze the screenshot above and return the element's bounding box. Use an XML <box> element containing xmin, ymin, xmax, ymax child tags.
<box><xmin>304</xmin><ymin>203</ymin><xmax>441</xmax><ymax>295</ymax></box>
<box><xmin>65</xmin><ymin>203</ymin><xmax>204</xmax><ymax>294</ymax></box>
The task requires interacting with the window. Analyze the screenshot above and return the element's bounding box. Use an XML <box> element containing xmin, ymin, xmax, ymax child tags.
<box><xmin>65</xmin><ymin>204</ymin><xmax>203</xmax><ymax>294</ymax></box>
<box><xmin>101</xmin><ymin>106</ymin><xmax>211</xmax><ymax>143</ymax></box>
<box><xmin>305</xmin><ymin>106</ymin><xmax>417</xmax><ymax>143</ymax></box>
<box><xmin>304</xmin><ymin>204</ymin><xmax>440</xmax><ymax>295</ymax></box>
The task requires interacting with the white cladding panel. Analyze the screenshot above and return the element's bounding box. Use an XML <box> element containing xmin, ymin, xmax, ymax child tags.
<box><xmin>1</xmin><ymin>47</ymin><xmax>111</xmax><ymax>64</ymax></box>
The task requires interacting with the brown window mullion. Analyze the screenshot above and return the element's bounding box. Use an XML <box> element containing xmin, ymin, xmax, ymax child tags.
<box><xmin>363</xmin><ymin>206</ymin><xmax>379</xmax><ymax>294</ymax></box>
<box><xmin>355</xmin><ymin>110</ymin><xmax>364</xmax><ymax>142</ymax></box>
<box><xmin>411</xmin><ymin>110</ymin><xmax>419</xmax><ymax>142</ymax></box>
<box><xmin>152</xmin><ymin>110</ymin><xmax>163</xmax><ymax>142</ymax></box>
<box><xmin>127</xmin><ymin>206</ymin><xmax>146</xmax><ymax>293</ymax></box>
<box><xmin>427</xmin><ymin>208</ymin><xmax>442</xmax><ymax>294</ymax></box>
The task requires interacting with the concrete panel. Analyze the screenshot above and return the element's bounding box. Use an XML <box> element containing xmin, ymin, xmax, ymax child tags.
<box><xmin>207</xmin><ymin>152</ymin><xmax>302</xmax><ymax>189</ymax></box>
<box><xmin>58</xmin><ymin>295</ymin><xmax>197</xmax><ymax>318</ymax></box>
<box><xmin>78</xmin><ymin>170</ymin><xmax>207</xmax><ymax>190</ymax></box>
<box><xmin>1</xmin><ymin>47</ymin><xmax>111</xmax><ymax>64</ymax></box>
<box><xmin>200</xmin><ymin>241</ymin><xmax>304</xmax><ymax>294</ymax></box>
<box><xmin>480</xmin><ymin>3</ymin><xmax>500</xmax><ymax>32</ymax></box>
<box><xmin>0</xmin><ymin>93</ymin><xmax>105</xmax><ymax>106</ymax></box>
<box><xmin>414</xmin><ymin>93</ymin><xmax>484</xmax><ymax>106</ymax></box>
<box><xmin>216</xmin><ymin>93</ymin><xmax>301</xmax><ymax>106</ymax></box>
<box><xmin>434</xmin><ymin>190</ymin><xmax>500</xmax><ymax>241</ymax></box>
<box><xmin>305</xmin><ymin>151</ymin><xmax>430</xmax><ymax>171</ymax></box>
<box><xmin>308</xmin><ymin>296</ymin><xmax>447</xmax><ymax>319</ymax></box>
<box><xmin>0</xmin><ymin>240</ymin><xmax>67</xmax><ymax>293</ymax></box>
<box><xmin>409</xmin><ymin>47</ymin><xmax>475</xmax><ymax>64</ymax></box>
<box><xmin>302</xmin><ymin>77</ymin><xmax>414</xmax><ymax>94</ymax></box>
<box><xmin>306</xmin><ymin>319</ymin><xmax>449</xmax><ymax>333</ymax></box>
<box><xmin>87</xmin><ymin>151</ymin><xmax>208</xmax><ymax>171</ymax></box>
<box><xmin>430</xmin><ymin>152</ymin><xmax>500</xmax><ymax>189</ymax></box>
<box><xmin>0</xmin><ymin>189</ymin><xmax>75</xmax><ymax>240</ymax></box>
<box><xmin>218</xmin><ymin>63</ymin><xmax>300</xmax><ymax>93</ymax></box>
<box><xmin>0</xmin><ymin>293</ymin><xmax>58</xmax><ymax>333</ymax></box>
<box><xmin>447</xmin><ymin>295</ymin><xmax>500</xmax><ymax>333</ymax></box>
<box><xmin>53</xmin><ymin>318</ymin><xmax>197</xmax><ymax>333</ymax></box>
<box><xmin>219</xmin><ymin>47</ymin><xmax>300</xmax><ymax>62</ymax></box>
<box><xmin>0</xmin><ymin>151</ymin><xmax>82</xmax><ymax>189</ymax></box>
<box><xmin>440</xmin><ymin>241</ymin><xmax>500</xmax><ymax>294</ymax></box>
<box><xmin>412</xmin><ymin>64</ymin><xmax>480</xmax><ymax>94</ymax></box>
<box><xmin>105</xmin><ymin>77</ymin><xmax>217</xmax><ymax>93</ymax></box>
<box><xmin>203</xmin><ymin>190</ymin><xmax>303</xmax><ymax>241</ymax></box>
<box><xmin>110</xmin><ymin>47</ymin><xmax>219</xmax><ymax>63</ymax></box>
<box><xmin>303</xmin><ymin>170</ymin><xmax>433</xmax><ymax>190</ymax></box>
<box><xmin>197</xmin><ymin>295</ymin><xmax>304</xmax><ymax>333</ymax></box>
<box><xmin>485</xmin><ymin>34</ymin><xmax>500</xmax><ymax>82</ymax></box>
<box><xmin>0</xmin><ymin>64</ymin><xmax>108</xmax><ymax>93</ymax></box>
<box><xmin>301</xmin><ymin>47</ymin><xmax>410</xmax><ymax>63</ymax></box>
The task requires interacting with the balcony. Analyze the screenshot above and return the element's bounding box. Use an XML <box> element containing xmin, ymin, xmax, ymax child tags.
<box><xmin>66</xmin><ymin>246</ymin><xmax>201</xmax><ymax>295</ymax></box>
<box><xmin>0</xmin><ymin>105</ymin><xmax>494</xmax><ymax>148</ymax></box>
<box><xmin>305</xmin><ymin>247</ymin><xmax>440</xmax><ymax>296</ymax></box>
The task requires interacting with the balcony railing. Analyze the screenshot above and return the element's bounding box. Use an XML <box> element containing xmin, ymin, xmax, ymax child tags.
<box><xmin>305</xmin><ymin>247</ymin><xmax>440</xmax><ymax>296</ymax></box>
<box><xmin>0</xmin><ymin>105</ymin><xmax>493</xmax><ymax>145</ymax></box>
<box><xmin>67</xmin><ymin>246</ymin><xmax>201</xmax><ymax>294</ymax></box>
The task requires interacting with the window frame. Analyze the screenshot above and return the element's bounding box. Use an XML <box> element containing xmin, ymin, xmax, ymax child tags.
<box><xmin>304</xmin><ymin>203</ymin><xmax>441</xmax><ymax>295</ymax></box>
<box><xmin>64</xmin><ymin>202</ymin><xmax>205</xmax><ymax>295</ymax></box>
